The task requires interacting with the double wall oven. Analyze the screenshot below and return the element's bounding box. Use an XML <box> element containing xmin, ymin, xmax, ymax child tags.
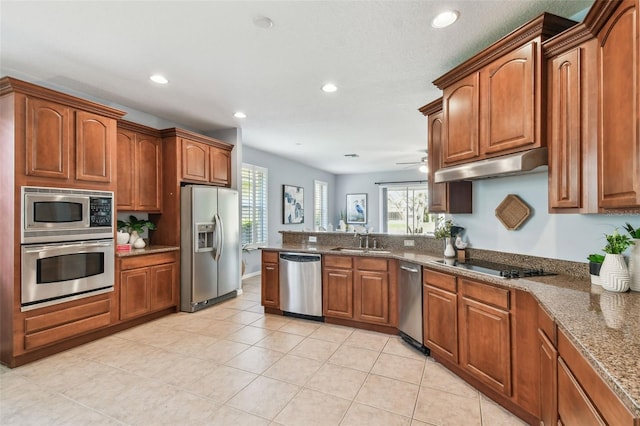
<box><xmin>20</xmin><ymin>186</ymin><xmax>115</xmax><ymax>311</ymax></box>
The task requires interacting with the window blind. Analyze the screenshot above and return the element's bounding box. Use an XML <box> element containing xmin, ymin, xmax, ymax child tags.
<box><xmin>241</xmin><ymin>164</ymin><xmax>268</xmax><ymax>245</ymax></box>
<box><xmin>314</xmin><ymin>180</ymin><xmax>328</xmax><ymax>229</ymax></box>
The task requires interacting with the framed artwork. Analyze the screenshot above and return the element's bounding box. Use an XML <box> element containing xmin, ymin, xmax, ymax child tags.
<box><xmin>346</xmin><ymin>193</ymin><xmax>367</xmax><ymax>224</ymax></box>
<box><xmin>283</xmin><ymin>185</ymin><xmax>304</xmax><ymax>224</ymax></box>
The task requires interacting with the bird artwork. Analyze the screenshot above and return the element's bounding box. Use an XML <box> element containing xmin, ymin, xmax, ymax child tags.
<box><xmin>347</xmin><ymin>194</ymin><xmax>367</xmax><ymax>224</ymax></box>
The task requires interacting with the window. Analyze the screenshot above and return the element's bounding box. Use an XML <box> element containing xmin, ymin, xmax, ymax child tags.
<box><xmin>380</xmin><ymin>184</ymin><xmax>438</xmax><ymax>234</ymax></box>
<box><xmin>314</xmin><ymin>180</ymin><xmax>328</xmax><ymax>230</ymax></box>
<box><xmin>241</xmin><ymin>164</ymin><xmax>268</xmax><ymax>246</ymax></box>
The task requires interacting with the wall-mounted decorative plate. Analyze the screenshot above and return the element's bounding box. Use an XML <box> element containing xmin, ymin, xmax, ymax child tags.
<box><xmin>495</xmin><ymin>194</ymin><xmax>531</xmax><ymax>230</ymax></box>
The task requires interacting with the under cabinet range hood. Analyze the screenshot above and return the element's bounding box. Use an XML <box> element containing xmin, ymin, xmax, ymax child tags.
<box><xmin>433</xmin><ymin>147</ymin><xmax>549</xmax><ymax>183</ymax></box>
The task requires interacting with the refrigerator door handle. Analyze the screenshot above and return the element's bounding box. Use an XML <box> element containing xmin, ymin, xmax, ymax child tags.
<box><xmin>214</xmin><ymin>213</ymin><xmax>224</xmax><ymax>262</ymax></box>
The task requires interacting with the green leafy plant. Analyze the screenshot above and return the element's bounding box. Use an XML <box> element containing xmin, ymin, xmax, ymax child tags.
<box><xmin>623</xmin><ymin>222</ymin><xmax>640</xmax><ymax>239</ymax></box>
<box><xmin>587</xmin><ymin>253</ymin><xmax>605</xmax><ymax>264</ymax></box>
<box><xmin>603</xmin><ymin>229</ymin><xmax>634</xmax><ymax>254</ymax></box>
<box><xmin>433</xmin><ymin>217</ymin><xmax>453</xmax><ymax>239</ymax></box>
<box><xmin>117</xmin><ymin>215</ymin><xmax>157</xmax><ymax>234</ymax></box>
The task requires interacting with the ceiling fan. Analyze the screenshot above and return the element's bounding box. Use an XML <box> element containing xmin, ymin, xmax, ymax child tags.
<box><xmin>396</xmin><ymin>155</ymin><xmax>429</xmax><ymax>173</ymax></box>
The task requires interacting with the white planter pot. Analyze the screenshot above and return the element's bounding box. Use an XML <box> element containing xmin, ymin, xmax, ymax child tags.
<box><xmin>629</xmin><ymin>239</ymin><xmax>640</xmax><ymax>292</ymax></box>
<box><xmin>600</xmin><ymin>253</ymin><xmax>630</xmax><ymax>293</ymax></box>
<box><xmin>444</xmin><ymin>237</ymin><xmax>456</xmax><ymax>258</ymax></box>
<box><xmin>129</xmin><ymin>230</ymin><xmax>140</xmax><ymax>244</ymax></box>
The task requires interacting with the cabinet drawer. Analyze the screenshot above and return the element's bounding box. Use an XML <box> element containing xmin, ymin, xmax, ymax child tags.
<box><xmin>120</xmin><ymin>251</ymin><xmax>178</xmax><ymax>270</ymax></box>
<box><xmin>324</xmin><ymin>255</ymin><xmax>353</xmax><ymax>269</ymax></box>
<box><xmin>538</xmin><ymin>304</ymin><xmax>556</xmax><ymax>344</ymax></box>
<box><xmin>354</xmin><ymin>257</ymin><xmax>387</xmax><ymax>271</ymax></box>
<box><xmin>24</xmin><ymin>299</ymin><xmax>112</xmax><ymax>350</ymax></box>
<box><xmin>424</xmin><ymin>268</ymin><xmax>457</xmax><ymax>292</ymax></box>
<box><xmin>262</xmin><ymin>250</ymin><xmax>279</xmax><ymax>263</ymax></box>
<box><xmin>460</xmin><ymin>279</ymin><xmax>509</xmax><ymax>310</ymax></box>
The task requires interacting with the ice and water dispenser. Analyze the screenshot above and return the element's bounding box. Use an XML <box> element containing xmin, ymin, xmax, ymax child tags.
<box><xmin>195</xmin><ymin>223</ymin><xmax>215</xmax><ymax>252</ymax></box>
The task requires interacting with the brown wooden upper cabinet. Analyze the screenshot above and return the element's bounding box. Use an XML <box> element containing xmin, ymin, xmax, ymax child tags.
<box><xmin>543</xmin><ymin>0</ymin><xmax>640</xmax><ymax>213</ymax></box>
<box><xmin>1</xmin><ymin>77</ymin><xmax>126</xmax><ymax>190</ymax></box>
<box><xmin>181</xmin><ymin>137</ymin><xmax>231</xmax><ymax>186</ymax></box>
<box><xmin>419</xmin><ymin>99</ymin><xmax>472</xmax><ymax>214</ymax></box>
<box><xmin>117</xmin><ymin>121</ymin><xmax>162</xmax><ymax>212</ymax></box>
<box><xmin>433</xmin><ymin>14</ymin><xmax>576</xmax><ymax>167</ymax></box>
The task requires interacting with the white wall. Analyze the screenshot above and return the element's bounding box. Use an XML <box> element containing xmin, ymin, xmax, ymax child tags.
<box><xmin>451</xmin><ymin>171</ymin><xmax>639</xmax><ymax>262</ymax></box>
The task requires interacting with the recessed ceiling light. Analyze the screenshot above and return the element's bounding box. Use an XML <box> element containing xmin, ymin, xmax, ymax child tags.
<box><xmin>253</xmin><ymin>16</ymin><xmax>273</xmax><ymax>29</ymax></box>
<box><xmin>233</xmin><ymin>112</ymin><xmax>247</xmax><ymax>119</ymax></box>
<box><xmin>149</xmin><ymin>74</ymin><xmax>169</xmax><ymax>84</ymax></box>
<box><xmin>322</xmin><ymin>83</ymin><xmax>338</xmax><ymax>93</ymax></box>
<box><xmin>419</xmin><ymin>164</ymin><xmax>429</xmax><ymax>173</ymax></box>
<box><xmin>432</xmin><ymin>10</ymin><xmax>459</xmax><ymax>28</ymax></box>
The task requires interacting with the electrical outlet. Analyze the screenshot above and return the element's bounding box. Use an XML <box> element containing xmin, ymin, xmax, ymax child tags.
<box><xmin>308</xmin><ymin>236</ymin><xmax>317</xmax><ymax>243</ymax></box>
<box><xmin>404</xmin><ymin>240</ymin><xmax>415</xmax><ymax>247</ymax></box>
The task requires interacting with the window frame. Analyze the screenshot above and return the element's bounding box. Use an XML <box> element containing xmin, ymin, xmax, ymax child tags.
<box><xmin>314</xmin><ymin>180</ymin><xmax>329</xmax><ymax>231</ymax></box>
<box><xmin>241</xmin><ymin>163</ymin><xmax>268</xmax><ymax>247</ymax></box>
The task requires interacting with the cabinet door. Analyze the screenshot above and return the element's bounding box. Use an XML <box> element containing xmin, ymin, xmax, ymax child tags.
<box><xmin>209</xmin><ymin>147</ymin><xmax>230</xmax><ymax>186</ymax></box>
<box><xmin>323</xmin><ymin>267</ymin><xmax>353</xmax><ymax>319</ymax></box>
<box><xmin>261</xmin><ymin>262</ymin><xmax>279</xmax><ymax>308</ymax></box>
<box><xmin>150</xmin><ymin>263</ymin><xmax>176</xmax><ymax>310</ymax></box>
<box><xmin>25</xmin><ymin>97</ymin><xmax>71</xmax><ymax>180</ymax></box>
<box><xmin>120</xmin><ymin>269</ymin><xmax>150</xmax><ymax>320</ymax></box>
<box><xmin>116</xmin><ymin>129</ymin><xmax>136</xmax><ymax>210</ymax></box>
<box><xmin>597</xmin><ymin>0</ymin><xmax>640</xmax><ymax>209</ymax></box>
<box><xmin>136</xmin><ymin>136</ymin><xmax>162</xmax><ymax>211</ymax></box>
<box><xmin>75</xmin><ymin>111</ymin><xmax>115</xmax><ymax>183</ymax></box>
<box><xmin>181</xmin><ymin>139</ymin><xmax>209</xmax><ymax>182</ymax></box>
<box><xmin>549</xmin><ymin>48</ymin><xmax>583</xmax><ymax>209</ymax></box>
<box><xmin>423</xmin><ymin>284</ymin><xmax>458</xmax><ymax>363</ymax></box>
<box><xmin>442</xmin><ymin>72</ymin><xmax>480</xmax><ymax>164</ymax></box>
<box><xmin>539</xmin><ymin>329</ymin><xmax>558</xmax><ymax>426</ymax></box>
<box><xmin>480</xmin><ymin>42</ymin><xmax>536</xmax><ymax>155</ymax></box>
<box><xmin>428</xmin><ymin>111</ymin><xmax>447</xmax><ymax>212</ymax></box>
<box><xmin>459</xmin><ymin>296</ymin><xmax>512</xmax><ymax>396</ymax></box>
<box><xmin>354</xmin><ymin>270</ymin><xmax>389</xmax><ymax>325</ymax></box>
<box><xmin>557</xmin><ymin>358</ymin><xmax>606</xmax><ymax>426</ymax></box>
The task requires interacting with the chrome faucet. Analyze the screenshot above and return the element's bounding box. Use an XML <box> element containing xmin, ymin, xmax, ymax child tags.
<box><xmin>355</xmin><ymin>231</ymin><xmax>370</xmax><ymax>249</ymax></box>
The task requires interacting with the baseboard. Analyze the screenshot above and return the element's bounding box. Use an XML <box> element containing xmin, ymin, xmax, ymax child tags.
<box><xmin>242</xmin><ymin>271</ymin><xmax>261</xmax><ymax>279</ymax></box>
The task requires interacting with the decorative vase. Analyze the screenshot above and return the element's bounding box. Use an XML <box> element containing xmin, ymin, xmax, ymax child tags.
<box><xmin>600</xmin><ymin>253</ymin><xmax>630</xmax><ymax>292</ymax></box>
<box><xmin>129</xmin><ymin>230</ymin><xmax>139</xmax><ymax>245</ymax></box>
<box><xmin>117</xmin><ymin>231</ymin><xmax>130</xmax><ymax>245</ymax></box>
<box><xmin>629</xmin><ymin>239</ymin><xmax>640</xmax><ymax>292</ymax></box>
<box><xmin>444</xmin><ymin>237</ymin><xmax>456</xmax><ymax>258</ymax></box>
<box><xmin>133</xmin><ymin>237</ymin><xmax>146</xmax><ymax>249</ymax></box>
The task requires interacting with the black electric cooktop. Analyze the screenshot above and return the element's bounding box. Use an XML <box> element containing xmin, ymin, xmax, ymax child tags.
<box><xmin>435</xmin><ymin>259</ymin><xmax>556</xmax><ymax>279</ymax></box>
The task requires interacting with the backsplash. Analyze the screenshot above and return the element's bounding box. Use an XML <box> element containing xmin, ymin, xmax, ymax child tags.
<box><xmin>280</xmin><ymin>231</ymin><xmax>589</xmax><ymax>279</ymax></box>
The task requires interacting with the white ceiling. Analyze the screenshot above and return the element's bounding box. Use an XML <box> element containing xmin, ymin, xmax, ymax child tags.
<box><xmin>1</xmin><ymin>0</ymin><xmax>592</xmax><ymax>175</ymax></box>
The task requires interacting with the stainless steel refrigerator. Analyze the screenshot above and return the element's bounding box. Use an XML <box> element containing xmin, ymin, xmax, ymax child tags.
<box><xmin>180</xmin><ymin>185</ymin><xmax>240</xmax><ymax>312</ymax></box>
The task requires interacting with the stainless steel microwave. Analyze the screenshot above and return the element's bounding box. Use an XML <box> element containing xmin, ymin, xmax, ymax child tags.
<box><xmin>21</xmin><ymin>186</ymin><xmax>114</xmax><ymax>244</ymax></box>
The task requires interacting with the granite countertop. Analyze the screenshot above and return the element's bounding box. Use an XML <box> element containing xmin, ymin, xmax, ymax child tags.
<box><xmin>115</xmin><ymin>245</ymin><xmax>180</xmax><ymax>257</ymax></box>
<box><xmin>264</xmin><ymin>244</ymin><xmax>640</xmax><ymax>416</ymax></box>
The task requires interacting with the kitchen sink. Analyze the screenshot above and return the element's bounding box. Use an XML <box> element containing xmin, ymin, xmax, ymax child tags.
<box><xmin>331</xmin><ymin>247</ymin><xmax>392</xmax><ymax>254</ymax></box>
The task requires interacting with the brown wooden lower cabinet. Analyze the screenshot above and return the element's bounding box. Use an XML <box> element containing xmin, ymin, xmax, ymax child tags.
<box><xmin>458</xmin><ymin>279</ymin><xmax>512</xmax><ymax>397</ymax></box>
<box><xmin>558</xmin><ymin>357</ymin><xmax>606</xmax><ymax>426</ymax></box>
<box><xmin>539</xmin><ymin>329</ymin><xmax>558</xmax><ymax>425</ymax></box>
<box><xmin>261</xmin><ymin>251</ymin><xmax>280</xmax><ymax>309</ymax></box>
<box><xmin>423</xmin><ymin>268</ymin><xmax>458</xmax><ymax>363</ymax></box>
<box><xmin>323</xmin><ymin>255</ymin><xmax>354</xmax><ymax>319</ymax></box>
<box><xmin>119</xmin><ymin>251</ymin><xmax>178</xmax><ymax>321</ymax></box>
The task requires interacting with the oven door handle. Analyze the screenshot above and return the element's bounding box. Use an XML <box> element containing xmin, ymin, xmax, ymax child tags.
<box><xmin>23</xmin><ymin>240</ymin><xmax>113</xmax><ymax>253</ymax></box>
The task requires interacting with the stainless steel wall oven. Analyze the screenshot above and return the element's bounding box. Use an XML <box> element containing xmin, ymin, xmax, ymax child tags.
<box><xmin>20</xmin><ymin>186</ymin><xmax>115</xmax><ymax>311</ymax></box>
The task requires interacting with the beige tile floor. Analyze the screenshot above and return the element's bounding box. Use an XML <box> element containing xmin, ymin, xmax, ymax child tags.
<box><xmin>0</xmin><ymin>276</ymin><xmax>527</xmax><ymax>425</ymax></box>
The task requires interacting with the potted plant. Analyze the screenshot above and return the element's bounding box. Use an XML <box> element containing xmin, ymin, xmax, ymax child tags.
<box><xmin>434</xmin><ymin>217</ymin><xmax>455</xmax><ymax>258</ymax></box>
<box><xmin>623</xmin><ymin>223</ymin><xmax>640</xmax><ymax>291</ymax></box>
<box><xmin>600</xmin><ymin>229</ymin><xmax>633</xmax><ymax>292</ymax></box>
<box><xmin>587</xmin><ymin>253</ymin><xmax>605</xmax><ymax>286</ymax></box>
<box><xmin>117</xmin><ymin>215</ymin><xmax>157</xmax><ymax>248</ymax></box>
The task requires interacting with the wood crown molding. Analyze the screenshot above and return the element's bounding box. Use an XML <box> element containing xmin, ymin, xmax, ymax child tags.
<box><xmin>117</xmin><ymin>119</ymin><xmax>162</xmax><ymax>137</ymax></box>
<box><xmin>542</xmin><ymin>23</ymin><xmax>593</xmax><ymax>56</ymax></box>
<box><xmin>433</xmin><ymin>13</ymin><xmax>577</xmax><ymax>89</ymax></box>
<box><xmin>418</xmin><ymin>97</ymin><xmax>443</xmax><ymax>116</ymax></box>
<box><xmin>0</xmin><ymin>76</ymin><xmax>126</xmax><ymax>119</ymax></box>
<box><xmin>160</xmin><ymin>127</ymin><xmax>233</xmax><ymax>151</ymax></box>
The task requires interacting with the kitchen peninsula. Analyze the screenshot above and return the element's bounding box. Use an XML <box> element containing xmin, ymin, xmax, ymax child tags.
<box><xmin>261</xmin><ymin>231</ymin><xmax>640</xmax><ymax>425</ymax></box>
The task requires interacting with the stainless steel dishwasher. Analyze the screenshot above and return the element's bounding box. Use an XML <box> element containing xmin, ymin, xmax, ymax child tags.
<box><xmin>398</xmin><ymin>261</ymin><xmax>428</xmax><ymax>353</ymax></box>
<box><xmin>279</xmin><ymin>252</ymin><xmax>323</xmax><ymax>319</ymax></box>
